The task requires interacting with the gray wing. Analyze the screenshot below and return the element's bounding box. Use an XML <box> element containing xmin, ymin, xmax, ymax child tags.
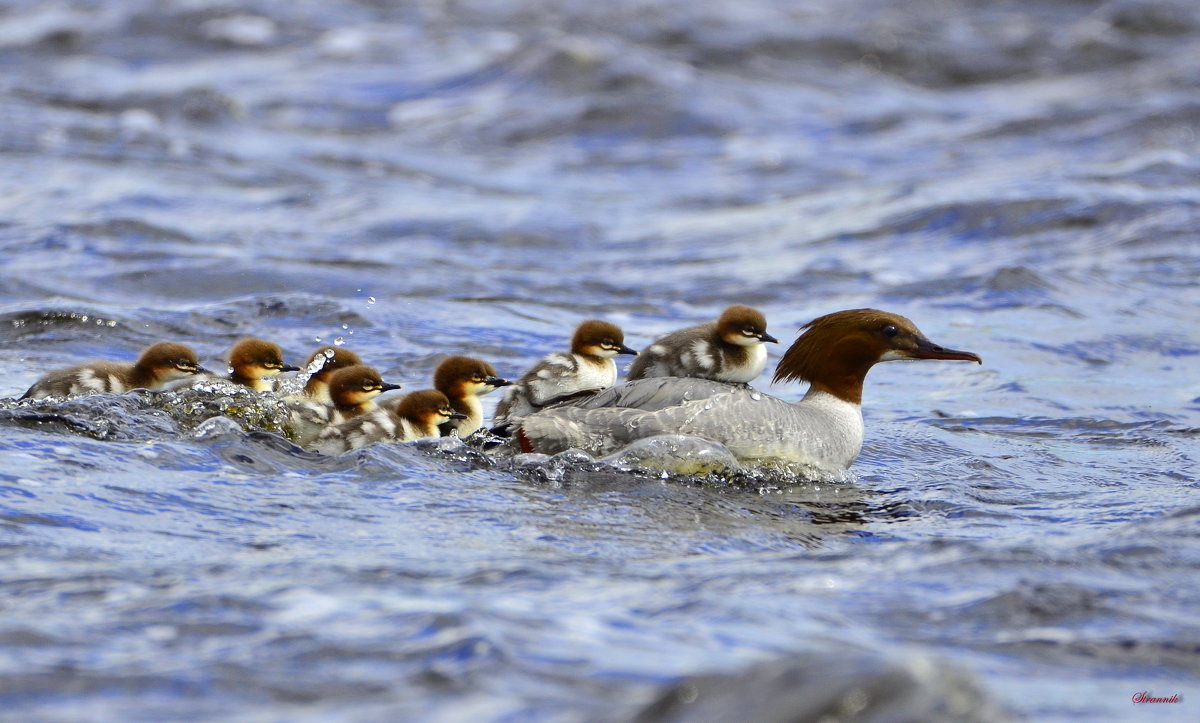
<box><xmin>521</xmin><ymin>382</ymin><xmax>764</xmax><ymax>457</ymax></box>
<box><xmin>549</xmin><ymin>376</ymin><xmax>747</xmax><ymax>412</ymax></box>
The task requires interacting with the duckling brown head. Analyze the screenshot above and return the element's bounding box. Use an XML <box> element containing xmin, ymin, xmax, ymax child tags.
<box><xmin>136</xmin><ymin>341</ymin><xmax>205</xmax><ymax>383</ymax></box>
<box><xmin>433</xmin><ymin>356</ymin><xmax>511</xmax><ymax>400</ymax></box>
<box><xmin>228</xmin><ymin>338</ymin><xmax>300</xmax><ymax>390</ymax></box>
<box><xmin>392</xmin><ymin>389</ymin><xmax>466</xmax><ymax>438</ymax></box>
<box><xmin>328</xmin><ymin>364</ymin><xmax>402</xmax><ymax>413</ymax></box>
<box><xmin>571</xmin><ymin>320</ymin><xmax>638</xmax><ymax>359</ymax></box>
<box><xmin>716</xmin><ymin>304</ymin><xmax>779</xmax><ymax>347</ymax></box>
<box><xmin>303</xmin><ymin>345</ymin><xmax>363</xmax><ymax>397</ymax></box>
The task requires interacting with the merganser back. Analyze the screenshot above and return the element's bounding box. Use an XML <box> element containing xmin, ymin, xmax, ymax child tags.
<box><xmin>226</xmin><ymin>338</ymin><xmax>300</xmax><ymax>392</ymax></box>
<box><xmin>20</xmin><ymin>341</ymin><xmax>205</xmax><ymax>399</ymax></box>
<box><xmin>311</xmin><ymin>389</ymin><xmax>465</xmax><ymax>454</ymax></box>
<box><xmin>627</xmin><ymin>304</ymin><xmax>779</xmax><ymax>384</ymax></box>
<box><xmin>299</xmin><ymin>346</ymin><xmax>363</xmax><ymax>403</ymax></box>
<box><xmin>516</xmin><ymin>309</ymin><xmax>982</xmax><ymax>472</ymax></box>
<box><xmin>429</xmin><ymin>356</ymin><xmax>511</xmax><ymax>437</ymax></box>
<box><xmin>493</xmin><ymin>319</ymin><xmax>638</xmax><ymax>433</ymax></box>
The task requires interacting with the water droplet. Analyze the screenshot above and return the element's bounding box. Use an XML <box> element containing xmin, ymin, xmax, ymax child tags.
<box><xmin>333</xmin><ymin>337</ymin><xmax>345</xmax><ymax>346</ymax></box>
<box><xmin>79</xmin><ymin>315</ymin><xmax>88</xmax><ymax>322</ymax></box>
<box><xmin>324</xmin><ymin>349</ymin><xmax>335</xmax><ymax>359</ymax></box>
<box><xmin>750</xmin><ymin>392</ymin><xmax>762</xmax><ymax>401</ymax></box>
<box><xmin>313</xmin><ymin>336</ymin><xmax>322</xmax><ymax>342</ymax></box>
<box><xmin>341</xmin><ymin>323</ymin><xmax>349</xmax><ymax>330</ymax></box>
<box><xmin>366</xmin><ymin>297</ymin><xmax>376</xmax><ymax>305</ymax></box>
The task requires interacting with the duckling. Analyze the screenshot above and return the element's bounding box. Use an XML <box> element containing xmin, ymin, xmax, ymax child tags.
<box><xmin>20</xmin><ymin>341</ymin><xmax>205</xmax><ymax>400</ymax></box>
<box><xmin>311</xmin><ymin>389</ymin><xmax>464</xmax><ymax>454</ymax></box>
<box><xmin>299</xmin><ymin>345</ymin><xmax>363</xmax><ymax>403</ymax></box>
<box><xmin>430</xmin><ymin>355</ymin><xmax>510</xmax><ymax>437</ymax></box>
<box><xmin>627</xmin><ymin>305</ymin><xmax>778</xmax><ymax>383</ymax></box>
<box><xmin>225</xmin><ymin>338</ymin><xmax>300</xmax><ymax>392</ymax></box>
<box><xmin>492</xmin><ymin>320</ymin><xmax>637</xmax><ymax>433</ymax></box>
<box><xmin>286</xmin><ymin>365</ymin><xmax>402</xmax><ymax>445</ymax></box>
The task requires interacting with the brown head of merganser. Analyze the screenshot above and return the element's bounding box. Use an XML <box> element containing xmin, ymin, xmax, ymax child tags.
<box><xmin>492</xmin><ymin>319</ymin><xmax>638</xmax><ymax>433</ymax></box>
<box><xmin>310</xmin><ymin>389</ymin><xmax>465</xmax><ymax>454</ymax></box>
<box><xmin>20</xmin><ymin>341</ymin><xmax>205</xmax><ymax>400</ymax></box>
<box><xmin>628</xmin><ymin>304</ymin><xmax>778</xmax><ymax>384</ymax></box>
<box><xmin>517</xmin><ymin>309</ymin><xmax>981</xmax><ymax>472</ymax></box>
<box><xmin>227</xmin><ymin>338</ymin><xmax>300</xmax><ymax>392</ymax></box>
<box><xmin>300</xmin><ymin>345</ymin><xmax>363</xmax><ymax>403</ymax></box>
<box><xmin>429</xmin><ymin>355</ymin><xmax>511</xmax><ymax>437</ymax></box>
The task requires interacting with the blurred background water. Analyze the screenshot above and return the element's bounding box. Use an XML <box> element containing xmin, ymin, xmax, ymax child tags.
<box><xmin>1</xmin><ymin>0</ymin><xmax>1199</xmax><ymax>720</ymax></box>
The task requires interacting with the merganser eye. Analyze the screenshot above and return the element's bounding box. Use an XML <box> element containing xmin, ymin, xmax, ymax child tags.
<box><xmin>882</xmin><ymin>325</ymin><xmax>898</xmax><ymax>338</ymax></box>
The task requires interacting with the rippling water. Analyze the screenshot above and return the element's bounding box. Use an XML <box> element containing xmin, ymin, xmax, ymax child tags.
<box><xmin>2</xmin><ymin>0</ymin><xmax>1199</xmax><ymax>720</ymax></box>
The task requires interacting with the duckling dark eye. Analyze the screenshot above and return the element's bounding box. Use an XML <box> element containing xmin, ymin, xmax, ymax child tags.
<box><xmin>882</xmin><ymin>325</ymin><xmax>898</xmax><ymax>338</ymax></box>
<box><xmin>742</xmin><ymin>328</ymin><xmax>756</xmax><ymax>336</ymax></box>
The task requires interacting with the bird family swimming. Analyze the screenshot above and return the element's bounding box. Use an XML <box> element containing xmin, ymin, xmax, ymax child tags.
<box><xmin>516</xmin><ymin>309</ymin><xmax>982</xmax><ymax>473</ymax></box>
<box><xmin>13</xmin><ymin>307</ymin><xmax>983</xmax><ymax>470</ymax></box>
<box><xmin>20</xmin><ymin>341</ymin><xmax>205</xmax><ymax>399</ymax></box>
<box><xmin>492</xmin><ymin>320</ymin><xmax>638</xmax><ymax>434</ymax></box>
<box><xmin>628</xmin><ymin>304</ymin><xmax>778</xmax><ymax>384</ymax></box>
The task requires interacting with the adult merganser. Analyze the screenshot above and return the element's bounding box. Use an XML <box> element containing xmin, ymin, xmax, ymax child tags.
<box><xmin>429</xmin><ymin>356</ymin><xmax>511</xmax><ymax>437</ymax></box>
<box><xmin>492</xmin><ymin>320</ymin><xmax>638</xmax><ymax>434</ymax></box>
<box><xmin>627</xmin><ymin>304</ymin><xmax>779</xmax><ymax>384</ymax></box>
<box><xmin>225</xmin><ymin>338</ymin><xmax>300</xmax><ymax>392</ymax></box>
<box><xmin>516</xmin><ymin>309</ymin><xmax>982</xmax><ymax>472</ymax></box>
<box><xmin>298</xmin><ymin>346</ymin><xmax>363</xmax><ymax>403</ymax></box>
<box><xmin>19</xmin><ymin>341</ymin><xmax>205</xmax><ymax>399</ymax></box>
<box><xmin>286</xmin><ymin>365</ymin><xmax>402</xmax><ymax>445</ymax></box>
<box><xmin>311</xmin><ymin>389</ymin><xmax>464</xmax><ymax>454</ymax></box>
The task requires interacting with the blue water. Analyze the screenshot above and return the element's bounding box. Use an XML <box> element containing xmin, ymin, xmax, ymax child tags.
<box><xmin>1</xmin><ymin>0</ymin><xmax>1199</xmax><ymax>720</ymax></box>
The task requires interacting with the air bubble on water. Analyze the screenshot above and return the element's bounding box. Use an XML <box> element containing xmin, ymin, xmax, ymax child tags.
<box><xmin>107</xmin><ymin>320</ymin><xmax>117</xmax><ymax>327</ymax></box>
<box><xmin>313</xmin><ymin>336</ymin><xmax>322</xmax><ymax>343</ymax></box>
<box><xmin>333</xmin><ymin>337</ymin><xmax>345</xmax><ymax>346</ymax></box>
<box><xmin>341</xmin><ymin>324</ymin><xmax>349</xmax><ymax>330</ymax></box>
<box><xmin>366</xmin><ymin>297</ymin><xmax>376</xmax><ymax>305</ymax></box>
<box><xmin>80</xmin><ymin>315</ymin><xmax>88</xmax><ymax>322</ymax></box>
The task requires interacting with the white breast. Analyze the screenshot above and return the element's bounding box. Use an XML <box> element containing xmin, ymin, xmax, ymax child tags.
<box><xmin>714</xmin><ymin>342</ymin><xmax>768</xmax><ymax>383</ymax></box>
